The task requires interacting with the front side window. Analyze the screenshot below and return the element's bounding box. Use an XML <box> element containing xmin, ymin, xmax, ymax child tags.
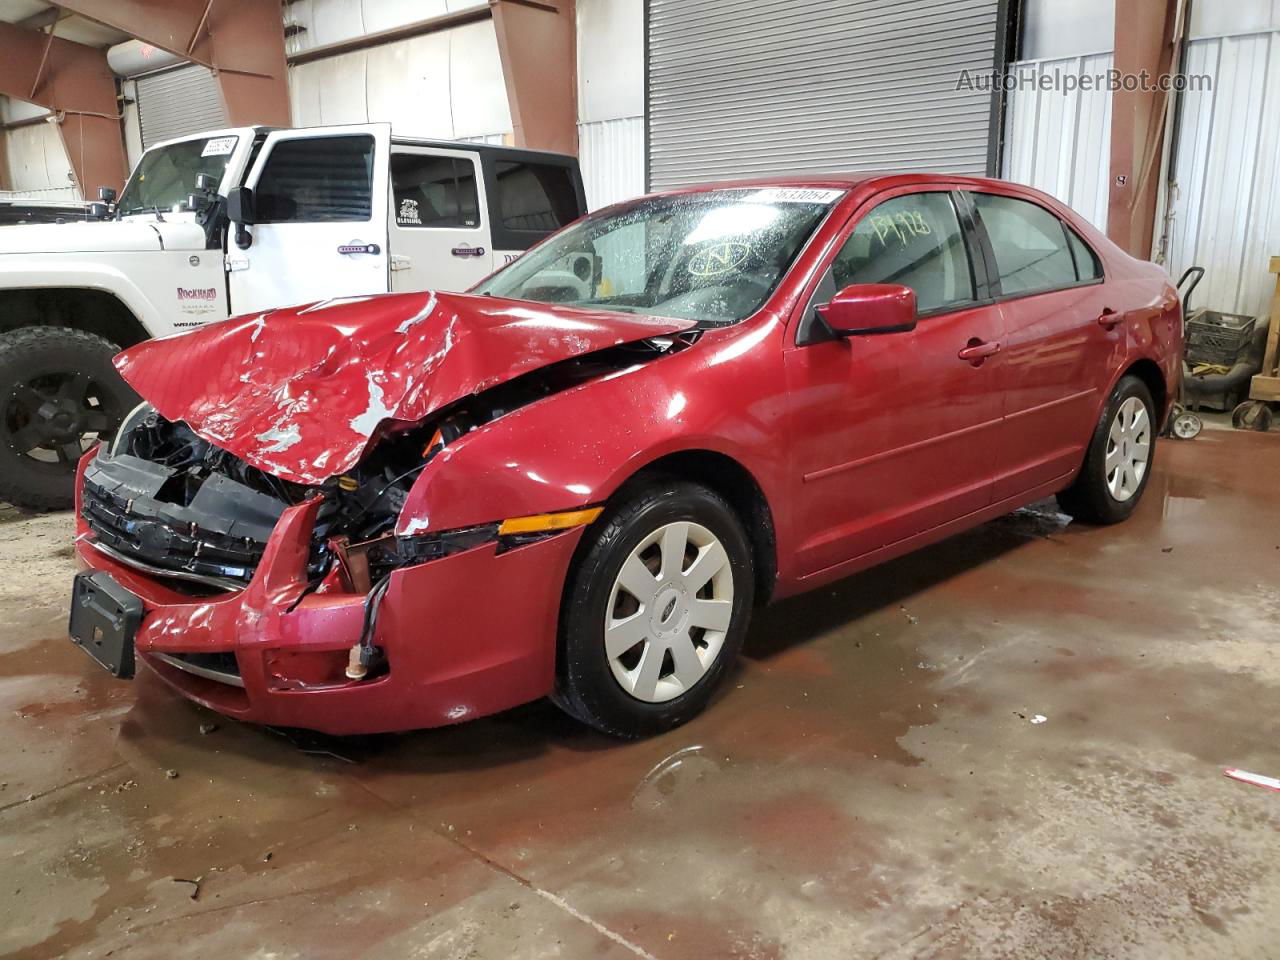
<box><xmin>391</xmin><ymin>154</ymin><xmax>479</xmax><ymax>228</ymax></box>
<box><xmin>474</xmin><ymin>187</ymin><xmax>842</xmax><ymax>326</ymax></box>
<box><xmin>972</xmin><ymin>193</ymin><xmax>1078</xmax><ymax>295</ymax></box>
<box><xmin>831</xmin><ymin>192</ymin><xmax>975</xmax><ymax>313</ymax></box>
<box><xmin>254</xmin><ymin>135</ymin><xmax>374</xmax><ymax>223</ymax></box>
<box><xmin>117</xmin><ymin>135</ymin><xmax>239</xmax><ymax>216</ymax></box>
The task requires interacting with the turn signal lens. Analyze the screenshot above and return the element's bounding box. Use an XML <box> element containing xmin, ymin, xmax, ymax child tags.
<box><xmin>498</xmin><ymin>507</ymin><xmax>603</xmax><ymax>536</ymax></box>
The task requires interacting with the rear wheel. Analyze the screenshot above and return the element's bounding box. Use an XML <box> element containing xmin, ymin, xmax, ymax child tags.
<box><xmin>556</xmin><ymin>481</ymin><xmax>754</xmax><ymax>738</ymax></box>
<box><xmin>0</xmin><ymin>327</ymin><xmax>139</xmax><ymax>511</ymax></box>
<box><xmin>1057</xmin><ymin>375</ymin><xmax>1156</xmax><ymax>524</ymax></box>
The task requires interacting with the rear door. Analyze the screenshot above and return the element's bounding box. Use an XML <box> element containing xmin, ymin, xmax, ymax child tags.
<box><xmin>964</xmin><ymin>190</ymin><xmax>1115</xmax><ymax>501</ymax></box>
<box><xmin>387</xmin><ymin>146</ymin><xmax>493</xmax><ymax>292</ymax></box>
<box><xmin>783</xmin><ymin>188</ymin><xmax>1007</xmax><ymax>576</ymax></box>
<box><xmin>229</xmin><ymin>124</ymin><xmax>390</xmax><ymax>314</ymax></box>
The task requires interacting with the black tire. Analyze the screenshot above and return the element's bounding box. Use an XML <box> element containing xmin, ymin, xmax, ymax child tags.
<box><xmin>0</xmin><ymin>327</ymin><xmax>139</xmax><ymax>511</ymax></box>
<box><xmin>555</xmin><ymin>481</ymin><xmax>754</xmax><ymax>738</ymax></box>
<box><xmin>1056</xmin><ymin>375</ymin><xmax>1156</xmax><ymax>525</ymax></box>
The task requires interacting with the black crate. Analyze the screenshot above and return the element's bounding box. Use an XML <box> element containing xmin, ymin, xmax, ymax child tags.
<box><xmin>1186</xmin><ymin>309</ymin><xmax>1255</xmax><ymax>358</ymax></box>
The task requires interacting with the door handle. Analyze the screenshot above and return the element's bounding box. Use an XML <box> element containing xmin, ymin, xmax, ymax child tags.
<box><xmin>1097</xmin><ymin>307</ymin><xmax>1122</xmax><ymax>329</ymax></box>
<box><xmin>337</xmin><ymin>242</ymin><xmax>380</xmax><ymax>256</ymax></box>
<box><xmin>958</xmin><ymin>338</ymin><xmax>1001</xmax><ymax>366</ymax></box>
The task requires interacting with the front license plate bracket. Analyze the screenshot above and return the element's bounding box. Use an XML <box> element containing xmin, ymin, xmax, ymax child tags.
<box><xmin>68</xmin><ymin>571</ymin><xmax>143</xmax><ymax>678</ymax></box>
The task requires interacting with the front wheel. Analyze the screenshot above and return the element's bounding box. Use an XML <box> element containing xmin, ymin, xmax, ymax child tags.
<box><xmin>0</xmin><ymin>327</ymin><xmax>139</xmax><ymax>511</ymax></box>
<box><xmin>556</xmin><ymin>481</ymin><xmax>754</xmax><ymax>738</ymax></box>
<box><xmin>1057</xmin><ymin>375</ymin><xmax>1156</xmax><ymax>524</ymax></box>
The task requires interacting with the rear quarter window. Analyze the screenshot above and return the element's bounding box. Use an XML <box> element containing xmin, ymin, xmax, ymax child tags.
<box><xmin>494</xmin><ymin>160</ymin><xmax>579</xmax><ymax>232</ymax></box>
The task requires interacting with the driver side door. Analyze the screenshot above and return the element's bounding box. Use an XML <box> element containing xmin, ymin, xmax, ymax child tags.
<box><xmin>783</xmin><ymin>188</ymin><xmax>1006</xmax><ymax>579</ymax></box>
<box><xmin>229</xmin><ymin>124</ymin><xmax>391</xmax><ymax>314</ymax></box>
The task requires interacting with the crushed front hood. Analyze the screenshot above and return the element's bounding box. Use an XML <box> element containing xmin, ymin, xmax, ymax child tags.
<box><xmin>114</xmin><ymin>291</ymin><xmax>694</xmax><ymax>485</ymax></box>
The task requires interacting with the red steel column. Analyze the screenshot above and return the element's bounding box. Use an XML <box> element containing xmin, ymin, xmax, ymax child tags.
<box><xmin>1106</xmin><ymin>0</ymin><xmax>1181</xmax><ymax>258</ymax></box>
<box><xmin>0</xmin><ymin>21</ymin><xmax>127</xmax><ymax>195</ymax></box>
<box><xmin>51</xmin><ymin>0</ymin><xmax>291</xmax><ymax>126</ymax></box>
<box><xmin>491</xmin><ymin>0</ymin><xmax>578</xmax><ymax>155</ymax></box>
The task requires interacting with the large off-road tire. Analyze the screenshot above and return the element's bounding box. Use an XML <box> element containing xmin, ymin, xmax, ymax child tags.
<box><xmin>1056</xmin><ymin>375</ymin><xmax>1156</xmax><ymax>525</ymax></box>
<box><xmin>0</xmin><ymin>327</ymin><xmax>139</xmax><ymax>511</ymax></box>
<box><xmin>556</xmin><ymin>481</ymin><xmax>754</xmax><ymax>738</ymax></box>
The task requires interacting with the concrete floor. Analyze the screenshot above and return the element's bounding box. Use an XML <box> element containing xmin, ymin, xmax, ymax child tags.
<box><xmin>3</xmin><ymin>425</ymin><xmax>1279</xmax><ymax>960</ymax></box>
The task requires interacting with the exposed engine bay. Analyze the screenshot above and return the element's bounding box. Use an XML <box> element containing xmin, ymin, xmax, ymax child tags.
<box><xmin>81</xmin><ymin>335</ymin><xmax>694</xmax><ymax>596</ymax></box>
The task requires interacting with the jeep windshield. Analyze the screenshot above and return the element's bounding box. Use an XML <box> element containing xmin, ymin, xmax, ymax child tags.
<box><xmin>473</xmin><ymin>187</ymin><xmax>844</xmax><ymax>326</ymax></box>
<box><xmin>116</xmin><ymin>135</ymin><xmax>239</xmax><ymax>217</ymax></box>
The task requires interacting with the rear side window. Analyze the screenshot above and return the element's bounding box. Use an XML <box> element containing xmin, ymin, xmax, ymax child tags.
<box><xmin>832</xmin><ymin>192</ymin><xmax>975</xmax><ymax>313</ymax></box>
<box><xmin>390</xmin><ymin>154</ymin><xmax>480</xmax><ymax>229</ymax></box>
<box><xmin>494</xmin><ymin>161</ymin><xmax>579</xmax><ymax>232</ymax></box>
<box><xmin>972</xmin><ymin>193</ymin><xmax>1078</xmax><ymax>295</ymax></box>
<box><xmin>254</xmin><ymin>135</ymin><xmax>374</xmax><ymax>223</ymax></box>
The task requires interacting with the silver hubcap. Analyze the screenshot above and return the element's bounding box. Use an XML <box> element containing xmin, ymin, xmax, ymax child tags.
<box><xmin>1105</xmin><ymin>396</ymin><xmax>1151</xmax><ymax>502</ymax></box>
<box><xmin>605</xmin><ymin>521</ymin><xmax>734</xmax><ymax>703</ymax></box>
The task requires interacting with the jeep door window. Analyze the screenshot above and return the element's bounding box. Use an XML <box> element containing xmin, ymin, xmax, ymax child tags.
<box><xmin>831</xmin><ymin>192</ymin><xmax>975</xmax><ymax>314</ymax></box>
<box><xmin>254</xmin><ymin>135</ymin><xmax>374</xmax><ymax>223</ymax></box>
<box><xmin>475</xmin><ymin>188</ymin><xmax>841</xmax><ymax>325</ymax></box>
<box><xmin>117</xmin><ymin>135</ymin><xmax>238</xmax><ymax>216</ymax></box>
<box><xmin>391</xmin><ymin>154</ymin><xmax>479</xmax><ymax>228</ymax></box>
<box><xmin>971</xmin><ymin>193</ymin><xmax>1080</xmax><ymax>296</ymax></box>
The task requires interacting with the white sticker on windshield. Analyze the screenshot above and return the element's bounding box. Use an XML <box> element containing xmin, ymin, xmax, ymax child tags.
<box><xmin>744</xmin><ymin>188</ymin><xmax>844</xmax><ymax>205</ymax></box>
<box><xmin>201</xmin><ymin>137</ymin><xmax>237</xmax><ymax>157</ymax></box>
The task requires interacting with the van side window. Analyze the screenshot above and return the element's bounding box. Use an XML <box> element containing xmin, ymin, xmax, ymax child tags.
<box><xmin>390</xmin><ymin>154</ymin><xmax>479</xmax><ymax>229</ymax></box>
<box><xmin>972</xmin><ymin>193</ymin><xmax>1079</xmax><ymax>295</ymax></box>
<box><xmin>494</xmin><ymin>161</ymin><xmax>579</xmax><ymax>232</ymax></box>
<box><xmin>832</xmin><ymin>192</ymin><xmax>975</xmax><ymax>313</ymax></box>
<box><xmin>254</xmin><ymin>135</ymin><xmax>374</xmax><ymax>223</ymax></box>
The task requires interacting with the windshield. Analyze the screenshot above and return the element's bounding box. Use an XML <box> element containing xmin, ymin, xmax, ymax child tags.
<box><xmin>117</xmin><ymin>135</ymin><xmax>239</xmax><ymax>216</ymax></box>
<box><xmin>474</xmin><ymin>187</ymin><xmax>843</xmax><ymax>325</ymax></box>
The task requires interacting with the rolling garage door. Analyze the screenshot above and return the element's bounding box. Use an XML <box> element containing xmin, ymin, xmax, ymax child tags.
<box><xmin>136</xmin><ymin>64</ymin><xmax>228</xmax><ymax>149</ymax></box>
<box><xmin>647</xmin><ymin>0</ymin><xmax>1003</xmax><ymax>189</ymax></box>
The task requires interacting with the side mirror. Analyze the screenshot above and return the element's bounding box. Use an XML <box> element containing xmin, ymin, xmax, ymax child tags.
<box><xmin>817</xmin><ymin>283</ymin><xmax>917</xmax><ymax>337</ymax></box>
<box><xmin>225</xmin><ymin>185</ymin><xmax>254</xmax><ymax>249</ymax></box>
<box><xmin>97</xmin><ymin>186</ymin><xmax>117</xmax><ymax>203</ymax></box>
<box><xmin>225</xmin><ymin>185</ymin><xmax>255</xmax><ymax>225</ymax></box>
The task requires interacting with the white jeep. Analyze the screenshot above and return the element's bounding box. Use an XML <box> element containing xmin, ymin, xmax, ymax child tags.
<box><xmin>0</xmin><ymin>123</ymin><xmax>585</xmax><ymax>509</ymax></box>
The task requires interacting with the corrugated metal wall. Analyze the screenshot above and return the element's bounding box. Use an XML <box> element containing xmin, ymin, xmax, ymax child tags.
<box><xmin>647</xmin><ymin>0</ymin><xmax>1001</xmax><ymax>189</ymax></box>
<box><xmin>1002</xmin><ymin>53</ymin><xmax>1113</xmax><ymax>229</ymax></box>
<box><xmin>578</xmin><ymin>117</ymin><xmax>644</xmax><ymax>210</ymax></box>
<box><xmin>1</xmin><ymin>120</ymin><xmax>78</xmax><ymax>200</ymax></box>
<box><xmin>137</xmin><ymin>65</ymin><xmax>227</xmax><ymax>148</ymax></box>
<box><xmin>1165</xmin><ymin>29</ymin><xmax>1280</xmax><ymax>318</ymax></box>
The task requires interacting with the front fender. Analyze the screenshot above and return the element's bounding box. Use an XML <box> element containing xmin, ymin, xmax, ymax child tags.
<box><xmin>0</xmin><ymin>259</ymin><xmax>165</xmax><ymax>334</ymax></box>
<box><xmin>395</xmin><ymin>322</ymin><xmax>790</xmax><ymax>537</ymax></box>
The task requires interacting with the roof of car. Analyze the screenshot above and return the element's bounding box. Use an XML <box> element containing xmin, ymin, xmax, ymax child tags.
<box><xmin>651</xmin><ymin>172</ymin><xmax>1011</xmax><ymax>193</ymax></box>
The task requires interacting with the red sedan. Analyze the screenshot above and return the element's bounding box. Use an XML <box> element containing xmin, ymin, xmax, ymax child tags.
<box><xmin>69</xmin><ymin>174</ymin><xmax>1181</xmax><ymax>738</ymax></box>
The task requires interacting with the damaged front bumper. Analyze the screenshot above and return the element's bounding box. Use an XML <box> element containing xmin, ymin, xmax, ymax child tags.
<box><xmin>72</xmin><ymin>450</ymin><xmax>583</xmax><ymax>735</ymax></box>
